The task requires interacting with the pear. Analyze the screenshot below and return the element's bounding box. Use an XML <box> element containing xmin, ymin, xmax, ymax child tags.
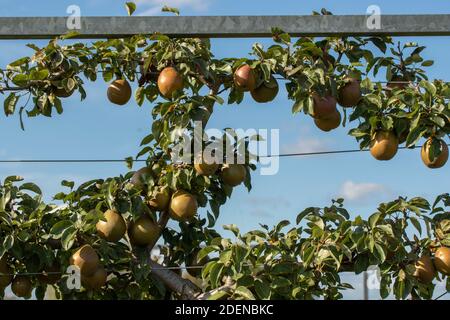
<box><xmin>169</xmin><ymin>191</ymin><xmax>198</xmax><ymax>221</ymax></box>
<box><xmin>69</xmin><ymin>245</ymin><xmax>100</xmax><ymax>277</ymax></box>
<box><xmin>96</xmin><ymin>209</ymin><xmax>127</xmax><ymax>242</ymax></box>
<box><xmin>107</xmin><ymin>79</ymin><xmax>132</xmax><ymax>105</ymax></box>
<box><xmin>370</xmin><ymin>131</ymin><xmax>399</xmax><ymax>161</ymax></box>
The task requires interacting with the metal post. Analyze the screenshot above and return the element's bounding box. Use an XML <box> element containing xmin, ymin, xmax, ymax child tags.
<box><xmin>363</xmin><ymin>271</ymin><xmax>369</xmax><ymax>300</ymax></box>
<box><xmin>0</xmin><ymin>15</ymin><xmax>450</xmax><ymax>39</ymax></box>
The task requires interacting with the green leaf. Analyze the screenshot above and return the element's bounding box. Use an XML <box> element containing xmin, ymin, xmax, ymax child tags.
<box><xmin>53</xmin><ymin>97</ymin><xmax>63</xmax><ymax>114</ymax></box>
<box><xmin>365</xmin><ymin>94</ymin><xmax>382</xmax><ymax>108</ymax></box>
<box><xmin>374</xmin><ymin>243</ymin><xmax>386</xmax><ymax>263</ymax></box>
<box><xmin>50</xmin><ymin>220</ymin><xmax>74</xmax><ymax>238</ymax></box>
<box><xmin>271</xmin><ymin>276</ymin><xmax>291</xmax><ymax>289</ymax></box>
<box><xmin>209</xmin><ymin>262</ymin><xmax>224</xmax><ymax>288</ymax></box>
<box><xmin>29</xmin><ymin>69</ymin><xmax>49</xmax><ymax>81</ymax></box>
<box><xmin>219</xmin><ymin>250</ymin><xmax>232</xmax><ymax>264</ymax></box>
<box><xmin>4</xmin><ymin>175</ymin><xmax>24</xmax><ymax>183</ymax></box>
<box><xmin>223</xmin><ymin>224</ymin><xmax>240</xmax><ymax>236</ymax></box>
<box><xmin>292</xmin><ymin>100</ymin><xmax>304</xmax><ymax>114</ymax></box>
<box><xmin>135</xmin><ymin>87</ymin><xmax>145</xmax><ymax>106</ymax></box>
<box><xmin>35</xmin><ymin>286</ymin><xmax>46</xmax><ymax>300</ymax></box>
<box><xmin>8</xmin><ymin>57</ymin><xmax>30</xmax><ymax>68</ymax></box>
<box><xmin>4</xmin><ymin>93</ymin><xmax>18</xmax><ymax>116</ymax></box>
<box><xmin>406</xmin><ymin>126</ymin><xmax>427</xmax><ymax>148</ymax></box>
<box><xmin>19</xmin><ymin>182</ymin><xmax>42</xmax><ymax>195</ymax></box>
<box><xmin>12</xmin><ymin>74</ymin><xmax>28</xmax><ymax>86</ymax></box>
<box><xmin>296</xmin><ymin>207</ymin><xmax>316</xmax><ymax>224</ymax></box>
<box><xmin>162</xmin><ymin>6</ymin><xmax>180</xmax><ymax>16</ymax></box>
<box><xmin>140</xmin><ymin>134</ymin><xmax>154</xmax><ymax>146</ymax></box>
<box><xmin>420</xmin><ymin>80</ymin><xmax>436</xmax><ymax>96</ymax></box>
<box><xmin>150</xmin><ymin>34</ymin><xmax>170</xmax><ymax>42</ymax></box>
<box><xmin>234</xmin><ymin>286</ymin><xmax>255</xmax><ymax>300</ymax></box>
<box><xmin>3</xmin><ymin>235</ymin><xmax>14</xmax><ymax>251</ymax></box>
<box><xmin>125</xmin><ymin>2</ymin><xmax>136</xmax><ymax>16</ymax></box>
<box><xmin>421</xmin><ymin>60</ymin><xmax>434</xmax><ymax>67</ymax></box>
<box><xmin>197</xmin><ymin>246</ymin><xmax>217</xmax><ymax>262</ymax></box>
<box><xmin>60</xmin><ymin>31</ymin><xmax>80</xmax><ymax>40</ymax></box>
<box><xmin>61</xmin><ymin>227</ymin><xmax>77</xmax><ymax>250</ymax></box>
<box><xmin>254</xmin><ymin>279</ymin><xmax>271</xmax><ymax>299</ymax></box>
<box><xmin>409</xmin><ymin>217</ymin><xmax>422</xmax><ymax>235</ymax></box>
<box><xmin>61</xmin><ymin>180</ymin><xmax>75</xmax><ymax>189</ymax></box>
<box><xmin>207</xmin><ymin>290</ymin><xmax>230</xmax><ymax>300</ymax></box>
<box><xmin>369</xmin><ymin>212</ymin><xmax>381</xmax><ymax>228</ymax></box>
<box><xmin>354</xmin><ymin>255</ymin><xmax>369</xmax><ymax>274</ymax></box>
<box><xmin>430</xmin><ymin>116</ymin><xmax>445</xmax><ymax>128</ymax></box>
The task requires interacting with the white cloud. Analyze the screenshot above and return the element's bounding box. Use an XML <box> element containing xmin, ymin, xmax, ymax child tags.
<box><xmin>134</xmin><ymin>0</ymin><xmax>211</xmax><ymax>16</ymax></box>
<box><xmin>338</xmin><ymin>181</ymin><xmax>389</xmax><ymax>202</ymax></box>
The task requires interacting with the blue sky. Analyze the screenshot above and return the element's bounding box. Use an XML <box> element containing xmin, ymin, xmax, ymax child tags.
<box><xmin>0</xmin><ymin>1</ymin><xmax>449</xmax><ymax>299</ymax></box>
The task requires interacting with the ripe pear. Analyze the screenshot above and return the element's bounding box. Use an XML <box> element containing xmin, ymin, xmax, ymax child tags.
<box><xmin>220</xmin><ymin>164</ymin><xmax>247</xmax><ymax>187</ymax></box>
<box><xmin>314</xmin><ymin>110</ymin><xmax>341</xmax><ymax>132</ymax></box>
<box><xmin>0</xmin><ymin>256</ymin><xmax>12</xmax><ymax>289</ymax></box>
<box><xmin>96</xmin><ymin>209</ymin><xmax>127</xmax><ymax>242</ymax></box>
<box><xmin>421</xmin><ymin>138</ymin><xmax>448</xmax><ymax>169</ymax></box>
<box><xmin>250</xmin><ymin>76</ymin><xmax>279</xmax><ymax>103</ymax></box>
<box><xmin>158</xmin><ymin>67</ymin><xmax>184</xmax><ymax>98</ymax></box>
<box><xmin>148</xmin><ymin>187</ymin><xmax>171</xmax><ymax>211</ymax></box>
<box><xmin>413</xmin><ymin>255</ymin><xmax>435</xmax><ymax>283</ymax></box>
<box><xmin>311</xmin><ymin>94</ymin><xmax>337</xmax><ymax>119</ymax></box>
<box><xmin>338</xmin><ymin>78</ymin><xmax>361</xmax><ymax>107</ymax></box>
<box><xmin>70</xmin><ymin>245</ymin><xmax>100</xmax><ymax>277</ymax></box>
<box><xmin>434</xmin><ymin>246</ymin><xmax>450</xmax><ymax>276</ymax></box>
<box><xmin>233</xmin><ymin>64</ymin><xmax>256</xmax><ymax>92</ymax></box>
<box><xmin>370</xmin><ymin>131</ymin><xmax>399</xmax><ymax>161</ymax></box>
<box><xmin>11</xmin><ymin>276</ymin><xmax>33</xmax><ymax>298</ymax></box>
<box><xmin>130</xmin><ymin>167</ymin><xmax>154</xmax><ymax>190</ymax></box>
<box><xmin>194</xmin><ymin>157</ymin><xmax>219</xmax><ymax>176</ymax></box>
<box><xmin>169</xmin><ymin>190</ymin><xmax>198</xmax><ymax>221</ymax></box>
<box><xmin>107</xmin><ymin>79</ymin><xmax>132</xmax><ymax>105</ymax></box>
<box><xmin>128</xmin><ymin>215</ymin><xmax>160</xmax><ymax>247</ymax></box>
<box><xmin>37</xmin><ymin>262</ymin><xmax>62</xmax><ymax>285</ymax></box>
<box><xmin>81</xmin><ymin>265</ymin><xmax>107</xmax><ymax>291</ymax></box>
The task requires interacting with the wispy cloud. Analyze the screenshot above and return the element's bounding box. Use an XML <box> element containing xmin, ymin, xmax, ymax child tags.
<box><xmin>338</xmin><ymin>181</ymin><xmax>390</xmax><ymax>203</ymax></box>
<box><xmin>134</xmin><ymin>0</ymin><xmax>211</xmax><ymax>16</ymax></box>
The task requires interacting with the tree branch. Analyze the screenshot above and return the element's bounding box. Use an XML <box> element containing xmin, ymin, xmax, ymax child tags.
<box><xmin>148</xmin><ymin>259</ymin><xmax>201</xmax><ymax>299</ymax></box>
<box><xmin>196</xmin><ymin>277</ymin><xmax>235</xmax><ymax>300</ymax></box>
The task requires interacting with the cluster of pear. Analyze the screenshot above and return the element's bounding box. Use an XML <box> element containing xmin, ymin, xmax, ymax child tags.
<box><xmin>233</xmin><ymin>64</ymin><xmax>279</xmax><ymax>103</ymax></box>
<box><xmin>67</xmin><ymin>159</ymin><xmax>247</xmax><ymax>289</ymax></box>
<box><xmin>370</xmin><ymin>132</ymin><xmax>448</xmax><ymax>168</ymax></box>
<box><xmin>414</xmin><ymin>246</ymin><xmax>450</xmax><ymax>284</ymax></box>
<box><xmin>233</xmin><ymin>64</ymin><xmax>361</xmax><ymax>132</ymax></box>
<box><xmin>312</xmin><ymin>78</ymin><xmax>361</xmax><ymax>132</ymax></box>
<box><xmin>107</xmin><ymin>66</ymin><xmax>184</xmax><ymax>106</ymax></box>
<box><xmin>0</xmin><ymin>255</ymin><xmax>62</xmax><ymax>298</ymax></box>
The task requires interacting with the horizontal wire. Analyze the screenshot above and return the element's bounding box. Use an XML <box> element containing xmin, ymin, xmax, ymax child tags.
<box><xmin>0</xmin><ymin>69</ymin><xmax>423</xmax><ymax>84</ymax></box>
<box><xmin>434</xmin><ymin>291</ymin><xmax>449</xmax><ymax>300</ymax></box>
<box><xmin>1</xmin><ymin>144</ymin><xmax>448</xmax><ymax>164</ymax></box>
<box><xmin>0</xmin><ymin>263</ymin><xmax>257</xmax><ymax>276</ymax></box>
